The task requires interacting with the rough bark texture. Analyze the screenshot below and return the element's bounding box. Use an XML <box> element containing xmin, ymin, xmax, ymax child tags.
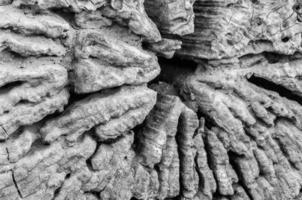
<box><xmin>1</xmin><ymin>0</ymin><xmax>302</xmax><ymax>200</ymax></box>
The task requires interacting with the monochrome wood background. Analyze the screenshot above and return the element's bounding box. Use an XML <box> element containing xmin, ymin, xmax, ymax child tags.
<box><xmin>0</xmin><ymin>0</ymin><xmax>302</xmax><ymax>200</ymax></box>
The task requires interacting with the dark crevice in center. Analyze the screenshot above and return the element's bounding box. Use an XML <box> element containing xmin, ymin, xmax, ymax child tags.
<box><xmin>154</xmin><ymin>57</ymin><xmax>198</xmax><ymax>84</ymax></box>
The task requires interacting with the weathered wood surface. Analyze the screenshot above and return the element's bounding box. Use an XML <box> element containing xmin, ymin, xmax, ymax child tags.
<box><xmin>1</xmin><ymin>1</ymin><xmax>302</xmax><ymax>200</ymax></box>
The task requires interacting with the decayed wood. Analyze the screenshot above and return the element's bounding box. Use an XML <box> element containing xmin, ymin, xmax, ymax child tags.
<box><xmin>1</xmin><ymin>0</ymin><xmax>302</xmax><ymax>200</ymax></box>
